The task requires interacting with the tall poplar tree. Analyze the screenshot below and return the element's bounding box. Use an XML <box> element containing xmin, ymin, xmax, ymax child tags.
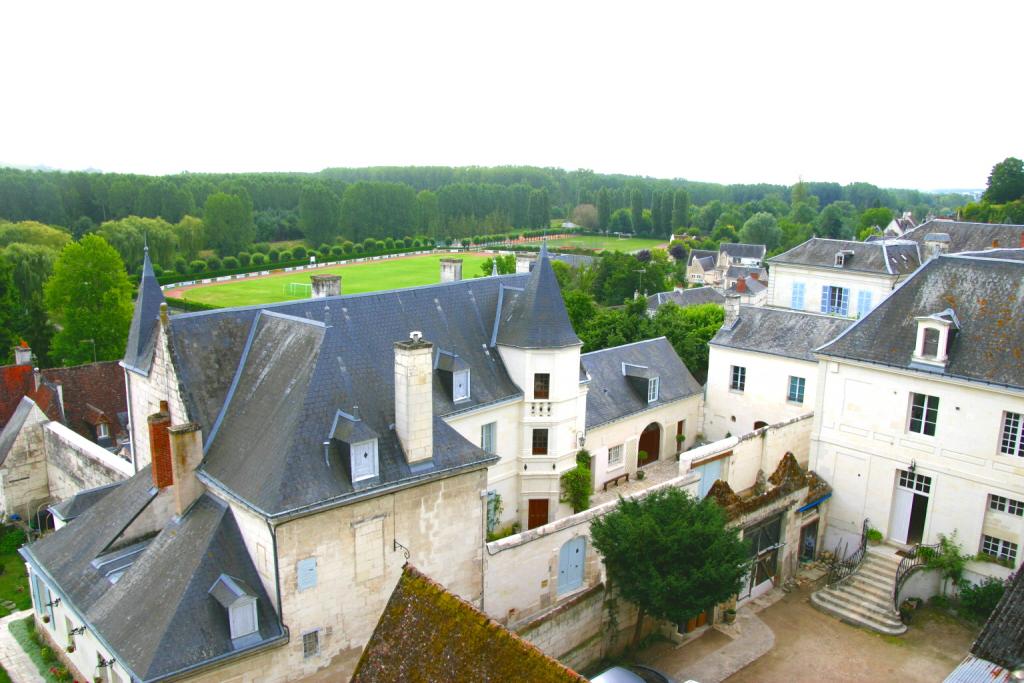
<box><xmin>630</xmin><ymin>190</ymin><xmax>643</xmax><ymax>234</ymax></box>
<box><xmin>672</xmin><ymin>189</ymin><xmax>690</xmax><ymax>230</ymax></box>
<box><xmin>299</xmin><ymin>182</ymin><xmax>340</xmax><ymax>246</ymax></box>
<box><xmin>597</xmin><ymin>188</ymin><xmax>611</xmax><ymax>231</ymax></box>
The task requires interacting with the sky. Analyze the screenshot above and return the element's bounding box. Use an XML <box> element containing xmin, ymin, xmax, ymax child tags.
<box><xmin>2</xmin><ymin>1</ymin><xmax>1021</xmax><ymax>191</ymax></box>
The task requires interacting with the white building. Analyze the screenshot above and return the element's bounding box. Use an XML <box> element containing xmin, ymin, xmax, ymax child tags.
<box><xmin>766</xmin><ymin>238</ymin><xmax>921</xmax><ymax>317</ymax></box>
<box><xmin>810</xmin><ymin>251</ymin><xmax>1024</xmax><ymax>579</ymax></box>
<box><xmin>704</xmin><ymin>299</ymin><xmax>852</xmax><ymax>441</ymax></box>
<box><xmin>686</xmin><ymin>243</ymin><xmax>767</xmax><ymax>288</ymax></box>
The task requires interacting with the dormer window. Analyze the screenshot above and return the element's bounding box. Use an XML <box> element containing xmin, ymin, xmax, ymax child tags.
<box><xmin>647</xmin><ymin>377</ymin><xmax>660</xmax><ymax>403</ymax></box>
<box><xmin>209</xmin><ymin>574</ymin><xmax>259</xmax><ymax>644</ymax></box>
<box><xmin>351</xmin><ymin>439</ymin><xmax>379</xmax><ymax>481</ymax></box>
<box><xmin>453</xmin><ymin>369</ymin><xmax>470</xmax><ymax>402</ymax></box>
<box><xmin>912</xmin><ymin>309</ymin><xmax>959</xmax><ymax>369</ymax></box>
<box><xmin>834</xmin><ymin>250</ymin><xmax>853</xmax><ymax>267</ymax></box>
<box><xmin>97</xmin><ymin>422</ymin><xmax>110</xmax><ymax>439</ymax></box>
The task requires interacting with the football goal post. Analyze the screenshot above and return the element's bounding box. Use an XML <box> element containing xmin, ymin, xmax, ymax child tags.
<box><xmin>285</xmin><ymin>282</ymin><xmax>313</xmax><ymax>297</ymax></box>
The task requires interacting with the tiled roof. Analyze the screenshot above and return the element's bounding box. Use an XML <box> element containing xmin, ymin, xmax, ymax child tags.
<box><xmin>769</xmin><ymin>238</ymin><xmax>921</xmax><ymax>275</ymax></box>
<box><xmin>497</xmin><ymin>242</ymin><xmax>581</xmax><ymax>349</ymax></box>
<box><xmin>904</xmin><ymin>219</ymin><xmax>1024</xmax><ymax>254</ymax></box>
<box><xmin>351</xmin><ymin>564</ymin><xmax>586</xmax><ymax>683</ymax></box>
<box><xmin>23</xmin><ymin>472</ymin><xmax>283</xmax><ymax>681</ymax></box>
<box><xmin>40</xmin><ymin>361</ymin><xmax>127</xmax><ymax>442</ymax></box>
<box><xmin>711</xmin><ymin>306</ymin><xmax>854</xmax><ymax>362</ymax></box>
<box><xmin>646</xmin><ymin>286</ymin><xmax>725</xmax><ymax>311</ymax></box>
<box><xmin>0</xmin><ymin>364</ymin><xmax>33</xmax><ymax>429</ymax></box>
<box><xmin>970</xmin><ymin>569</ymin><xmax>1024</xmax><ymax>671</ymax></box>
<box><xmin>817</xmin><ymin>254</ymin><xmax>1024</xmax><ymax>389</ymax></box>
<box><xmin>580</xmin><ymin>337</ymin><xmax>701</xmax><ymax>429</ymax></box>
<box><xmin>123</xmin><ymin>248</ymin><xmax>166</xmax><ymax>375</ymax></box>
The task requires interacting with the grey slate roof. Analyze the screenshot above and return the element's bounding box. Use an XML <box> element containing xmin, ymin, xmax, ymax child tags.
<box><xmin>171</xmin><ymin>275</ymin><xmax>529</xmax><ymax>516</ymax></box>
<box><xmin>711</xmin><ymin>306</ymin><xmax>854</xmax><ymax>362</ymax></box>
<box><xmin>970</xmin><ymin>568</ymin><xmax>1024</xmax><ymax>671</ymax></box>
<box><xmin>49</xmin><ymin>482</ymin><xmax>119</xmax><ymax>523</ymax></box>
<box><xmin>496</xmin><ymin>243</ymin><xmax>581</xmax><ymax>349</ymax></box>
<box><xmin>726</xmin><ymin>276</ymin><xmax>768</xmax><ymax>296</ymax></box>
<box><xmin>123</xmin><ymin>248</ymin><xmax>166</xmax><ymax>375</ymax></box>
<box><xmin>688</xmin><ymin>249</ymin><xmax>716</xmax><ymax>267</ymax></box>
<box><xmin>955</xmin><ymin>247</ymin><xmax>1024</xmax><ymax>262</ymax></box>
<box><xmin>769</xmin><ymin>238</ymin><xmax>921</xmax><ymax>275</ymax></box>
<box><xmin>0</xmin><ymin>397</ymin><xmax>35</xmax><ymax>466</ymax></box>
<box><xmin>23</xmin><ymin>473</ymin><xmax>283</xmax><ymax>682</ymax></box>
<box><xmin>646</xmin><ymin>286</ymin><xmax>725</xmax><ymax>312</ymax></box>
<box><xmin>725</xmin><ymin>265</ymin><xmax>766</xmax><ymax>280</ymax></box>
<box><xmin>904</xmin><ymin>219</ymin><xmax>1024</xmax><ymax>254</ymax></box>
<box><xmin>720</xmin><ymin>243</ymin><xmax>766</xmax><ymax>260</ymax></box>
<box><xmin>580</xmin><ymin>337</ymin><xmax>701</xmax><ymax>429</ymax></box>
<box><xmin>817</xmin><ymin>254</ymin><xmax>1024</xmax><ymax>389</ymax></box>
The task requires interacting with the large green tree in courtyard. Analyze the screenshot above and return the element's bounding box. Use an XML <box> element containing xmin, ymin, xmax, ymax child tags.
<box><xmin>44</xmin><ymin>235</ymin><xmax>133</xmax><ymax>366</ymax></box>
<box><xmin>590</xmin><ymin>487</ymin><xmax>750</xmax><ymax>648</ymax></box>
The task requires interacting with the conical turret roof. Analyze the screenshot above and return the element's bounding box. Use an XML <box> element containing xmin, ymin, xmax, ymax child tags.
<box><xmin>496</xmin><ymin>242</ymin><xmax>580</xmax><ymax>349</ymax></box>
<box><xmin>123</xmin><ymin>247</ymin><xmax>166</xmax><ymax>375</ymax></box>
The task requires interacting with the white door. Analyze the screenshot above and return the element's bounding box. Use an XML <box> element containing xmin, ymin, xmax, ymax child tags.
<box><xmin>890</xmin><ymin>487</ymin><xmax>914</xmax><ymax>544</ymax></box>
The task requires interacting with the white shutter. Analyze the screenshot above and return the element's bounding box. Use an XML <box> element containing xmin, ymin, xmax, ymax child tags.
<box><xmin>297</xmin><ymin>557</ymin><xmax>317</xmax><ymax>591</ymax></box>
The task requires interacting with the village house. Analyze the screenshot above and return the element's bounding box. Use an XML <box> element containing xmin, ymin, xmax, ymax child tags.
<box><xmin>766</xmin><ymin>237</ymin><xmax>921</xmax><ymax>317</ymax></box>
<box><xmin>21</xmin><ymin>243</ymin><xmax>704</xmax><ymax>682</ymax></box>
<box><xmin>685</xmin><ymin>243</ymin><xmax>767</xmax><ymax>288</ymax></box>
<box><xmin>645</xmin><ymin>284</ymin><xmax>725</xmax><ymax>316</ymax></box>
<box><xmin>901</xmin><ymin>218</ymin><xmax>1024</xmax><ymax>254</ymax></box>
<box><xmin>810</xmin><ymin>251</ymin><xmax>1024</xmax><ymax>612</ymax></box>
<box><xmin>703</xmin><ymin>296</ymin><xmax>853</xmax><ymax>441</ymax></box>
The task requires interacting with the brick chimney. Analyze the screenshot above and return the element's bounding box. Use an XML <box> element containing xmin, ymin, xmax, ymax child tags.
<box><xmin>148</xmin><ymin>401</ymin><xmax>173</xmax><ymax>488</ymax></box>
<box><xmin>13</xmin><ymin>341</ymin><xmax>31</xmax><ymax>366</ymax></box>
<box><xmin>394</xmin><ymin>331</ymin><xmax>433</xmax><ymax>466</ymax></box>
<box><xmin>311</xmin><ymin>274</ymin><xmax>341</xmax><ymax>298</ymax></box>
<box><xmin>168</xmin><ymin>422</ymin><xmax>204</xmax><ymax>516</ymax></box>
<box><xmin>1020</xmin><ymin>232</ymin><xmax>1024</xmax><ymax>248</ymax></box>
<box><xmin>723</xmin><ymin>293</ymin><xmax>741</xmax><ymax>329</ymax></box>
<box><xmin>736</xmin><ymin>277</ymin><xmax>747</xmax><ymax>293</ymax></box>
<box><xmin>440</xmin><ymin>258</ymin><xmax>463</xmax><ymax>282</ymax></box>
<box><xmin>992</xmin><ymin>239</ymin><xmax>1000</xmax><ymax>248</ymax></box>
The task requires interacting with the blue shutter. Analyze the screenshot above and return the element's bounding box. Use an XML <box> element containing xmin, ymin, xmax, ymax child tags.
<box><xmin>791</xmin><ymin>282</ymin><xmax>805</xmax><ymax>309</ymax></box>
<box><xmin>857</xmin><ymin>291</ymin><xmax>872</xmax><ymax>318</ymax></box>
<box><xmin>297</xmin><ymin>558</ymin><xmax>317</xmax><ymax>591</ymax></box>
<box><xmin>820</xmin><ymin>286</ymin><xmax>829</xmax><ymax>313</ymax></box>
<box><xmin>558</xmin><ymin>537</ymin><xmax>586</xmax><ymax>594</ymax></box>
<box><xmin>840</xmin><ymin>288</ymin><xmax>850</xmax><ymax>316</ymax></box>
<box><xmin>697</xmin><ymin>458</ymin><xmax>723</xmax><ymax>499</ymax></box>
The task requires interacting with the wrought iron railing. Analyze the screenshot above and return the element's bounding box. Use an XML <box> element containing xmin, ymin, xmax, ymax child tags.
<box><xmin>826</xmin><ymin>519</ymin><xmax>870</xmax><ymax>587</ymax></box>
<box><xmin>892</xmin><ymin>542</ymin><xmax>939</xmax><ymax>612</ymax></box>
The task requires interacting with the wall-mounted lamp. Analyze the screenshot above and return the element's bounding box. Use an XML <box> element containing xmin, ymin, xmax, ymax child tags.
<box><xmin>908</xmin><ymin>460</ymin><xmax>917</xmax><ymax>473</ymax></box>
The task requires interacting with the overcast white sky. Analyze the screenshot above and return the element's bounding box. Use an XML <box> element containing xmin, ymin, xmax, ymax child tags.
<box><xmin>2</xmin><ymin>1</ymin><xmax>1021</xmax><ymax>191</ymax></box>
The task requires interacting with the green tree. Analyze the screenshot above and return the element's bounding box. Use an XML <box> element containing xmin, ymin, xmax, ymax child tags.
<box><xmin>562</xmin><ymin>289</ymin><xmax>597</xmax><ymax>333</ymax></box>
<box><xmin>3</xmin><ymin>243</ymin><xmax>57</xmax><ymax>364</ymax></box>
<box><xmin>815</xmin><ymin>201</ymin><xmax>857</xmax><ymax>239</ymax></box>
<box><xmin>651</xmin><ymin>302</ymin><xmax>724</xmax><ymax>382</ymax></box>
<box><xmin>651</xmin><ymin>191</ymin><xmax>664</xmax><ymax>237</ymax></box>
<box><xmin>597</xmin><ymin>188</ymin><xmax>611</xmax><ymax>230</ymax></box>
<box><xmin>739</xmin><ymin>212</ymin><xmax>782</xmax><ymax>251</ymax></box>
<box><xmin>630</xmin><ymin>190</ymin><xmax>644</xmax><ymax>233</ymax></box>
<box><xmin>43</xmin><ymin>235</ymin><xmax>133</xmax><ymax>366</ymax></box>
<box><xmin>859</xmin><ymin>206</ymin><xmax>894</xmax><ymax>232</ymax></box>
<box><xmin>479</xmin><ymin>254</ymin><xmax>515</xmax><ymax>276</ymax></box>
<box><xmin>590</xmin><ymin>487</ymin><xmax>750</xmax><ymax>647</ymax></box>
<box><xmin>528</xmin><ymin>189</ymin><xmax>550</xmax><ymax>228</ymax></box>
<box><xmin>0</xmin><ymin>259</ymin><xmax>20</xmax><ymax>364</ymax></box>
<box><xmin>672</xmin><ymin>189</ymin><xmax>690</xmax><ymax>230</ymax></box>
<box><xmin>299</xmin><ymin>182</ymin><xmax>340</xmax><ymax>246</ymax></box>
<box><xmin>983</xmin><ymin>157</ymin><xmax>1024</xmax><ymax>204</ymax></box>
<box><xmin>204</xmin><ymin>192</ymin><xmax>254</xmax><ymax>255</ymax></box>
<box><xmin>660</xmin><ymin>192</ymin><xmax>674</xmax><ymax>237</ymax></box>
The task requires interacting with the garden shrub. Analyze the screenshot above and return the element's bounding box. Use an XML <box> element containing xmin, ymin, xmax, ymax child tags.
<box><xmin>251</xmin><ymin>253</ymin><xmax>266</xmax><ymax>265</ymax></box>
<box><xmin>189</xmin><ymin>260</ymin><xmax>206</xmax><ymax>273</ymax></box>
<box><xmin>238</xmin><ymin>251</ymin><xmax>251</xmax><ymax>266</ymax></box>
<box><xmin>221</xmin><ymin>256</ymin><xmax>239</xmax><ymax>269</ymax></box>
<box><xmin>205</xmin><ymin>256</ymin><xmax>222</xmax><ymax>271</ymax></box>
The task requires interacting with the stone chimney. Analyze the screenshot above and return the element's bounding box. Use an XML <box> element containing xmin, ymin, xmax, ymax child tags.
<box><xmin>13</xmin><ymin>341</ymin><xmax>31</xmax><ymax>366</ymax></box>
<box><xmin>148</xmin><ymin>400</ymin><xmax>173</xmax><ymax>489</ymax></box>
<box><xmin>674</xmin><ymin>281</ymin><xmax>685</xmax><ymax>293</ymax></box>
<box><xmin>440</xmin><ymin>258</ymin><xmax>463</xmax><ymax>282</ymax></box>
<box><xmin>394</xmin><ymin>331</ymin><xmax>434</xmax><ymax>466</ymax></box>
<box><xmin>923</xmin><ymin>233</ymin><xmax>950</xmax><ymax>260</ymax></box>
<box><xmin>311</xmin><ymin>274</ymin><xmax>341</xmax><ymax>298</ymax></box>
<box><xmin>724</xmin><ymin>293</ymin><xmax>741</xmax><ymax>329</ymax></box>
<box><xmin>168</xmin><ymin>422</ymin><xmax>204</xmax><ymax>516</ymax></box>
<box><xmin>515</xmin><ymin>256</ymin><xmax>532</xmax><ymax>273</ymax></box>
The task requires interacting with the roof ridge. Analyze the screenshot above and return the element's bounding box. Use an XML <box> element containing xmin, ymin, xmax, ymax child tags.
<box><xmin>580</xmin><ymin>336</ymin><xmax>669</xmax><ymax>357</ymax></box>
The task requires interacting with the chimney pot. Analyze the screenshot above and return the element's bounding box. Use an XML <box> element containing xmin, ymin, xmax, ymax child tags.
<box><xmin>310</xmin><ymin>274</ymin><xmax>341</xmax><ymax>298</ymax></box>
<box><xmin>394</xmin><ymin>333</ymin><xmax>434</xmax><ymax>465</ymax></box>
<box><xmin>168</xmin><ymin>422</ymin><xmax>204</xmax><ymax>516</ymax></box>
<box><xmin>440</xmin><ymin>258</ymin><xmax>463</xmax><ymax>282</ymax></box>
<box><xmin>13</xmin><ymin>342</ymin><xmax>31</xmax><ymax>366</ymax></box>
<box><xmin>736</xmin><ymin>277</ymin><xmax>747</xmax><ymax>293</ymax></box>
<box><xmin>724</xmin><ymin>293</ymin><xmax>741</xmax><ymax>328</ymax></box>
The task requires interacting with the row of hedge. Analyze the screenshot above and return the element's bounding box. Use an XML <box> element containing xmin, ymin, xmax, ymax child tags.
<box><xmin>164</xmin><ymin>296</ymin><xmax>222</xmax><ymax>312</ymax></box>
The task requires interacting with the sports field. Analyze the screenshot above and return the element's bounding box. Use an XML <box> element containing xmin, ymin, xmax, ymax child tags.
<box><xmin>542</xmin><ymin>235</ymin><xmax>666</xmax><ymax>252</ymax></box>
<box><xmin>173</xmin><ymin>253</ymin><xmax>492</xmax><ymax>308</ymax></box>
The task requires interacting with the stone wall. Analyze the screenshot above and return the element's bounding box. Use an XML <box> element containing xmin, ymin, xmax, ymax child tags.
<box><xmin>0</xmin><ymin>401</ymin><xmax>50</xmax><ymax>520</ymax></box>
<box><xmin>43</xmin><ymin>422</ymin><xmax>132</xmax><ymax>503</ymax></box>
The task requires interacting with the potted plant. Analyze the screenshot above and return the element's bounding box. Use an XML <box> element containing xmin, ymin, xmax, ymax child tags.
<box><xmin>66</xmin><ymin>643</ymin><xmax>75</xmax><ymax>653</ymax></box>
<box><xmin>866</xmin><ymin>528</ymin><xmax>883</xmax><ymax>546</ymax></box>
<box><xmin>723</xmin><ymin>608</ymin><xmax>736</xmax><ymax>624</ymax></box>
<box><xmin>41</xmin><ymin>614</ymin><xmax>50</xmax><ymax>624</ymax></box>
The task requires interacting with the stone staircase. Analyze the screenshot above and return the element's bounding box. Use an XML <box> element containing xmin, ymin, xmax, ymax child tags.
<box><xmin>811</xmin><ymin>547</ymin><xmax>907</xmax><ymax>635</ymax></box>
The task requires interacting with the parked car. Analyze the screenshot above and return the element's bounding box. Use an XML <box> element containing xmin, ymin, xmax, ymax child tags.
<box><xmin>591</xmin><ymin>664</ymin><xmax>685</xmax><ymax>683</ymax></box>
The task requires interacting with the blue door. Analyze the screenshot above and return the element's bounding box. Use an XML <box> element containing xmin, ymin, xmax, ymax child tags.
<box><xmin>697</xmin><ymin>458</ymin><xmax>723</xmax><ymax>499</ymax></box>
<box><xmin>558</xmin><ymin>537</ymin><xmax>586</xmax><ymax>594</ymax></box>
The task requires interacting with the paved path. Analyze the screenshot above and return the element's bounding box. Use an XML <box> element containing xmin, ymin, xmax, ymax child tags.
<box><xmin>0</xmin><ymin>610</ymin><xmax>44</xmax><ymax>683</ymax></box>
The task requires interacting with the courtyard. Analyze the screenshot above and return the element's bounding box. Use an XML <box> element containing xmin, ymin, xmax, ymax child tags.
<box><xmin>634</xmin><ymin>579</ymin><xmax>976</xmax><ymax>683</ymax></box>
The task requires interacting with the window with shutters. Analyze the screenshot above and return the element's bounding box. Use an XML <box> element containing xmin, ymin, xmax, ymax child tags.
<box><xmin>480</xmin><ymin>422</ymin><xmax>496</xmax><ymax>454</ymax></box>
<box><xmin>297</xmin><ymin>557</ymin><xmax>317</xmax><ymax>591</ymax></box>
<box><xmin>351</xmin><ymin>439</ymin><xmax>378</xmax><ymax>481</ymax></box>
<box><xmin>229</xmin><ymin>598</ymin><xmax>258</xmax><ymax>639</ymax></box>
<box><xmin>856</xmin><ymin>290</ymin><xmax>873</xmax><ymax>318</ymax></box>
<box><xmin>790</xmin><ymin>282</ymin><xmax>805</xmax><ymax>309</ymax></box>
<box><xmin>453</xmin><ymin>369</ymin><xmax>470</xmax><ymax>402</ymax></box>
<box><xmin>820</xmin><ymin>285</ymin><xmax>850</xmax><ymax>316</ymax></box>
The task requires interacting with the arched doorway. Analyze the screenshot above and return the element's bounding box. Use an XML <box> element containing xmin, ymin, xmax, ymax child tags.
<box><xmin>638</xmin><ymin>423</ymin><xmax>661</xmax><ymax>467</ymax></box>
<box><xmin>754</xmin><ymin>421</ymin><xmax>768</xmax><ymax>431</ymax></box>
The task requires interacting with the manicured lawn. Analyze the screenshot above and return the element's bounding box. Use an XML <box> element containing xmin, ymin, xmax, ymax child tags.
<box><xmin>180</xmin><ymin>253</ymin><xmax>492</xmax><ymax>308</ymax></box>
<box><xmin>542</xmin><ymin>235</ymin><xmax>666</xmax><ymax>253</ymax></box>
<box><xmin>0</xmin><ymin>527</ymin><xmax>31</xmax><ymax>618</ymax></box>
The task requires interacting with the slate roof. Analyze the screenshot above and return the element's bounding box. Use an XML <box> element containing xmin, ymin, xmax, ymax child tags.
<box><xmin>817</xmin><ymin>254</ymin><xmax>1024</xmax><ymax>389</ymax></box>
<box><xmin>955</xmin><ymin>247</ymin><xmax>1024</xmax><ymax>262</ymax></box>
<box><xmin>725</xmin><ymin>265</ymin><xmax>766</xmax><ymax>280</ymax></box>
<box><xmin>646</xmin><ymin>286</ymin><xmax>725</xmax><ymax>312</ymax></box>
<box><xmin>123</xmin><ymin>248</ymin><xmax>166</xmax><ymax>376</ymax></box>
<box><xmin>497</xmin><ymin>243</ymin><xmax>581</xmax><ymax>349</ymax></box>
<box><xmin>769</xmin><ymin>238</ymin><xmax>921</xmax><ymax>275</ymax></box>
<box><xmin>726</xmin><ymin>276</ymin><xmax>768</xmax><ymax>296</ymax></box>
<box><xmin>580</xmin><ymin>337</ymin><xmax>702</xmax><ymax>429</ymax></box>
<box><xmin>688</xmin><ymin>249</ymin><xmax>716</xmax><ymax>268</ymax></box>
<box><xmin>904</xmin><ymin>219</ymin><xmax>1024</xmax><ymax>254</ymax></box>
<box><xmin>23</xmin><ymin>471</ymin><xmax>283</xmax><ymax>682</ymax></box>
<box><xmin>0</xmin><ymin>397</ymin><xmax>36</xmax><ymax>466</ymax></box>
<box><xmin>351</xmin><ymin>564</ymin><xmax>586</xmax><ymax>683</ymax></box>
<box><xmin>170</xmin><ymin>274</ymin><xmax>539</xmax><ymax>516</ymax></box>
<box><xmin>49</xmin><ymin>482</ymin><xmax>119</xmax><ymax>523</ymax></box>
<box><xmin>711</xmin><ymin>306</ymin><xmax>854</xmax><ymax>362</ymax></box>
<box><xmin>720</xmin><ymin>242</ymin><xmax>766</xmax><ymax>260</ymax></box>
<box><xmin>970</xmin><ymin>569</ymin><xmax>1024</xmax><ymax>671</ymax></box>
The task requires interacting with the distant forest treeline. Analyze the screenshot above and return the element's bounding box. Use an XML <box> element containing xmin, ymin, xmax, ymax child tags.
<box><xmin>0</xmin><ymin>165</ymin><xmax>970</xmax><ymax>245</ymax></box>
